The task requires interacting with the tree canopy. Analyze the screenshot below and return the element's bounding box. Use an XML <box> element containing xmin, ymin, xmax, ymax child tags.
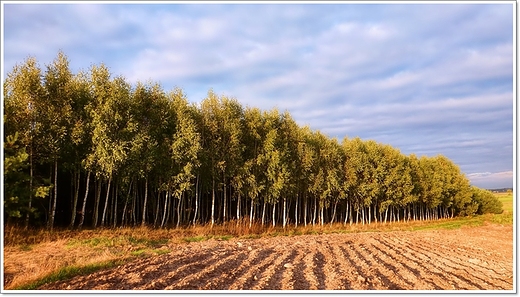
<box><xmin>3</xmin><ymin>52</ymin><xmax>502</xmax><ymax>229</ymax></box>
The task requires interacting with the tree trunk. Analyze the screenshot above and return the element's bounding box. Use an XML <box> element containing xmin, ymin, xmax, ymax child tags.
<box><xmin>141</xmin><ymin>177</ymin><xmax>148</xmax><ymax>227</ymax></box>
<box><xmin>211</xmin><ymin>177</ymin><xmax>216</xmax><ymax>227</ymax></box>
<box><xmin>344</xmin><ymin>199</ymin><xmax>349</xmax><ymax>225</ymax></box>
<box><xmin>122</xmin><ymin>180</ymin><xmax>132</xmax><ymax>227</ymax></box>
<box><xmin>223</xmin><ymin>175</ymin><xmax>227</xmax><ymax>222</ymax></box>
<box><xmin>330</xmin><ymin>199</ymin><xmax>338</xmax><ymax>226</ymax></box>
<box><xmin>101</xmin><ymin>175</ymin><xmax>112</xmax><ymax>227</ymax></box>
<box><xmin>237</xmin><ymin>192</ymin><xmax>241</xmax><ymax>226</ymax></box>
<box><xmin>113</xmin><ymin>180</ymin><xmax>118</xmax><ymax>228</ymax></box>
<box><xmin>249</xmin><ymin>199</ymin><xmax>254</xmax><ymax>228</ymax></box>
<box><xmin>177</xmin><ymin>192</ymin><xmax>183</xmax><ymax>228</ymax></box>
<box><xmin>48</xmin><ymin>159</ymin><xmax>59</xmax><ymax>231</ymax></box>
<box><xmin>283</xmin><ymin>197</ymin><xmax>287</xmax><ymax>228</ymax></box>
<box><xmin>303</xmin><ymin>193</ymin><xmax>308</xmax><ymax>227</ymax></box>
<box><xmin>193</xmin><ymin>174</ymin><xmax>199</xmax><ymax>226</ymax></box>
<box><xmin>78</xmin><ymin>170</ymin><xmax>91</xmax><ymax>230</ymax></box>
<box><xmin>272</xmin><ymin>202</ymin><xmax>276</xmax><ymax>227</ymax></box>
<box><xmin>261</xmin><ymin>200</ymin><xmax>266</xmax><ymax>226</ymax></box>
<box><xmin>294</xmin><ymin>194</ymin><xmax>298</xmax><ymax>228</ymax></box>
<box><xmin>161</xmin><ymin>190</ymin><xmax>170</xmax><ymax>228</ymax></box>
<box><xmin>131</xmin><ymin>182</ymin><xmax>137</xmax><ymax>226</ymax></box>
<box><xmin>154</xmin><ymin>189</ymin><xmax>161</xmax><ymax>228</ymax></box>
<box><xmin>320</xmin><ymin>205</ymin><xmax>324</xmax><ymax>226</ymax></box>
<box><xmin>92</xmin><ymin>178</ymin><xmax>102</xmax><ymax>228</ymax></box>
<box><xmin>69</xmin><ymin>169</ymin><xmax>81</xmax><ymax>229</ymax></box>
<box><xmin>24</xmin><ymin>143</ymin><xmax>33</xmax><ymax>230</ymax></box>
<box><xmin>312</xmin><ymin>197</ymin><xmax>317</xmax><ymax>226</ymax></box>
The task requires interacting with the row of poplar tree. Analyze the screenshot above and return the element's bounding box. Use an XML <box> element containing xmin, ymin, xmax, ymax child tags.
<box><xmin>4</xmin><ymin>52</ymin><xmax>503</xmax><ymax>230</ymax></box>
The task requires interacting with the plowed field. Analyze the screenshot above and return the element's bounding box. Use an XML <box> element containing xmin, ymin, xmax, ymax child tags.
<box><xmin>38</xmin><ymin>224</ymin><xmax>513</xmax><ymax>291</ymax></box>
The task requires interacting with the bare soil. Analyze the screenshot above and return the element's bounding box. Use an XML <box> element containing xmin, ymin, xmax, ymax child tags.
<box><xmin>36</xmin><ymin>224</ymin><xmax>514</xmax><ymax>290</ymax></box>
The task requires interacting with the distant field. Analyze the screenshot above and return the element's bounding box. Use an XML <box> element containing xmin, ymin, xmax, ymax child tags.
<box><xmin>495</xmin><ymin>192</ymin><xmax>514</xmax><ymax>213</ymax></box>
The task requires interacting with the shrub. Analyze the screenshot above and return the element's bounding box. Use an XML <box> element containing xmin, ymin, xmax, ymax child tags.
<box><xmin>471</xmin><ymin>187</ymin><xmax>503</xmax><ymax>215</ymax></box>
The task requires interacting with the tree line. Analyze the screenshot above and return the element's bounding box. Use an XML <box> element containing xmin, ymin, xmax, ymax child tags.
<box><xmin>3</xmin><ymin>52</ymin><xmax>503</xmax><ymax>230</ymax></box>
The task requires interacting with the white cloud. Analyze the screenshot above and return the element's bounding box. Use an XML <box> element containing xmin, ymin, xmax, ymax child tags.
<box><xmin>2</xmin><ymin>3</ymin><xmax>513</xmax><ymax>188</ymax></box>
<box><xmin>467</xmin><ymin>171</ymin><xmax>513</xmax><ymax>189</ymax></box>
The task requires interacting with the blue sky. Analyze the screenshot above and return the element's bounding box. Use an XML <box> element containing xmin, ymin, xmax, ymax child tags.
<box><xmin>2</xmin><ymin>2</ymin><xmax>514</xmax><ymax>189</ymax></box>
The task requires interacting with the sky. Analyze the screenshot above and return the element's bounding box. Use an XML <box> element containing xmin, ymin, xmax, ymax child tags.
<box><xmin>2</xmin><ymin>1</ymin><xmax>515</xmax><ymax>189</ymax></box>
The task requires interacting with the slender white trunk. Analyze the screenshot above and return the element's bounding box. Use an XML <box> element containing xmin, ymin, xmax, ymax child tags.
<box><xmin>25</xmin><ymin>142</ymin><xmax>33</xmax><ymax>230</ymax></box>
<box><xmin>295</xmin><ymin>195</ymin><xmax>298</xmax><ymax>228</ymax></box>
<box><xmin>113</xmin><ymin>182</ymin><xmax>118</xmax><ymax>228</ymax></box>
<box><xmin>69</xmin><ymin>169</ymin><xmax>81</xmax><ymax>229</ymax></box>
<box><xmin>223</xmin><ymin>176</ymin><xmax>227</xmax><ymax>222</ymax></box>
<box><xmin>101</xmin><ymin>175</ymin><xmax>112</xmax><ymax>227</ymax></box>
<box><xmin>177</xmin><ymin>192</ymin><xmax>183</xmax><ymax>228</ymax></box>
<box><xmin>320</xmin><ymin>206</ymin><xmax>324</xmax><ymax>226</ymax></box>
<box><xmin>303</xmin><ymin>193</ymin><xmax>308</xmax><ymax>227</ymax></box>
<box><xmin>283</xmin><ymin>197</ymin><xmax>287</xmax><ymax>228</ymax></box>
<box><xmin>331</xmin><ymin>199</ymin><xmax>338</xmax><ymax>226</ymax></box>
<box><xmin>272</xmin><ymin>203</ymin><xmax>276</xmax><ymax>227</ymax></box>
<box><xmin>78</xmin><ymin>171</ymin><xmax>91</xmax><ymax>230</ymax></box>
<box><xmin>161</xmin><ymin>190</ymin><xmax>169</xmax><ymax>228</ymax></box>
<box><xmin>193</xmin><ymin>175</ymin><xmax>199</xmax><ymax>226</ymax></box>
<box><xmin>122</xmin><ymin>180</ymin><xmax>132</xmax><ymax>227</ymax></box>
<box><xmin>92</xmin><ymin>179</ymin><xmax>102</xmax><ymax>228</ymax></box>
<box><xmin>249</xmin><ymin>199</ymin><xmax>254</xmax><ymax>228</ymax></box>
<box><xmin>237</xmin><ymin>192</ymin><xmax>241</xmax><ymax>226</ymax></box>
<box><xmin>141</xmin><ymin>177</ymin><xmax>148</xmax><ymax>227</ymax></box>
<box><xmin>344</xmin><ymin>199</ymin><xmax>349</xmax><ymax>226</ymax></box>
<box><xmin>261</xmin><ymin>200</ymin><xmax>267</xmax><ymax>226</ymax></box>
<box><xmin>48</xmin><ymin>160</ymin><xmax>59</xmax><ymax>231</ymax></box>
<box><xmin>312</xmin><ymin>197</ymin><xmax>317</xmax><ymax>226</ymax></box>
<box><xmin>211</xmin><ymin>178</ymin><xmax>215</xmax><ymax>227</ymax></box>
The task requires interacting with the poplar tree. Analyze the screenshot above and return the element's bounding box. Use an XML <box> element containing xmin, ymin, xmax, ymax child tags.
<box><xmin>42</xmin><ymin>52</ymin><xmax>75</xmax><ymax>231</ymax></box>
<box><xmin>3</xmin><ymin>56</ymin><xmax>48</xmax><ymax>228</ymax></box>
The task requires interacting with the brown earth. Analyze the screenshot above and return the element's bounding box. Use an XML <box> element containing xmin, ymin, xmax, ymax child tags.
<box><xmin>36</xmin><ymin>224</ymin><xmax>513</xmax><ymax>291</ymax></box>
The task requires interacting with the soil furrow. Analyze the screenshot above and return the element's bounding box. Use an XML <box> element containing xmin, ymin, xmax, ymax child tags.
<box><xmin>164</xmin><ymin>249</ymin><xmax>245</xmax><ymax>290</ymax></box>
<box><xmin>319</xmin><ymin>241</ymin><xmax>346</xmax><ymax>290</ymax></box>
<box><xmin>291</xmin><ymin>246</ymin><xmax>313</xmax><ymax>290</ymax></box>
<box><xmin>297</xmin><ymin>247</ymin><xmax>320</xmax><ymax>290</ymax></box>
<box><xmin>262</xmin><ymin>248</ymin><xmax>299</xmax><ymax>290</ymax></box>
<box><xmin>329</xmin><ymin>244</ymin><xmax>354</xmax><ymax>289</ymax></box>
<box><xmin>410</xmin><ymin>241</ymin><xmax>510</xmax><ymax>289</ymax></box>
<box><xmin>361</xmin><ymin>238</ymin><xmax>418</xmax><ymax>289</ymax></box>
<box><xmin>369</xmin><ymin>236</ymin><xmax>439</xmax><ymax>290</ymax></box>
<box><xmin>416</xmin><ymin>238</ymin><xmax>512</xmax><ymax>280</ymax></box>
<box><xmin>196</xmin><ymin>251</ymin><xmax>250</xmax><ymax>290</ymax></box>
<box><xmin>212</xmin><ymin>245</ymin><xmax>271</xmax><ymax>290</ymax></box>
<box><xmin>135</xmin><ymin>246</ymin><xmax>233</xmax><ymax>290</ymax></box>
<box><xmin>377</xmin><ymin>236</ymin><xmax>455</xmax><ymax>290</ymax></box>
<box><xmin>351</xmin><ymin>242</ymin><xmax>404</xmax><ymax>290</ymax></box>
<box><xmin>281</xmin><ymin>246</ymin><xmax>307</xmax><ymax>290</ymax></box>
<box><xmin>226</xmin><ymin>247</ymin><xmax>279</xmax><ymax>290</ymax></box>
<box><xmin>338</xmin><ymin>243</ymin><xmax>372</xmax><ymax>290</ymax></box>
<box><xmin>388</xmin><ymin>238</ymin><xmax>485</xmax><ymax>290</ymax></box>
<box><xmin>250</xmin><ymin>247</ymin><xmax>294</xmax><ymax>290</ymax></box>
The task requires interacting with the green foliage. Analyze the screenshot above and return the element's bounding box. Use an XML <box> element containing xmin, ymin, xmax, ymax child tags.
<box><xmin>4</xmin><ymin>51</ymin><xmax>495</xmax><ymax>230</ymax></box>
<box><xmin>471</xmin><ymin>187</ymin><xmax>503</xmax><ymax>215</ymax></box>
<box><xmin>3</xmin><ymin>133</ymin><xmax>50</xmax><ymax>221</ymax></box>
